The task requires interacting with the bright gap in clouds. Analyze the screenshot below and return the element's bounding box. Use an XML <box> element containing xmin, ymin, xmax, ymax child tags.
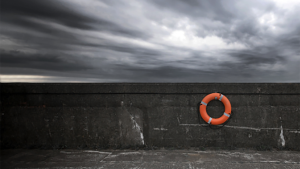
<box><xmin>164</xmin><ymin>30</ymin><xmax>246</xmax><ymax>50</ymax></box>
<box><xmin>272</xmin><ymin>0</ymin><xmax>300</xmax><ymax>9</ymax></box>
<box><xmin>0</xmin><ymin>75</ymin><xmax>53</xmax><ymax>83</ymax></box>
<box><xmin>0</xmin><ymin>75</ymin><xmax>121</xmax><ymax>83</ymax></box>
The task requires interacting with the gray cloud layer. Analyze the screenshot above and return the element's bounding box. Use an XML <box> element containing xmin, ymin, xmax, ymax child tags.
<box><xmin>1</xmin><ymin>0</ymin><xmax>299</xmax><ymax>82</ymax></box>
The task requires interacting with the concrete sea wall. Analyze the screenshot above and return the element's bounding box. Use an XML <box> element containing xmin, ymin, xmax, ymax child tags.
<box><xmin>1</xmin><ymin>83</ymin><xmax>299</xmax><ymax>150</ymax></box>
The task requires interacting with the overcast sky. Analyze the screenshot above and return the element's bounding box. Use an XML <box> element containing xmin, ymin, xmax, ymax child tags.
<box><xmin>1</xmin><ymin>0</ymin><xmax>299</xmax><ymax>82</ymax></box>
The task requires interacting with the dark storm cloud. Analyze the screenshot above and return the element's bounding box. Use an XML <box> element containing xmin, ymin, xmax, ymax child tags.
<box><xmin>95</xmin><ymin>21</ymin><xmax>151</xmax><ymax>40</ymax></box>
<box><xmin>0</xmin><ymin>0</ymin><xmax>299</xmax><ymax>82</ymax></box>
<box><xmin>1</xmin><ymin>0</ymin><xmax>95</xmax><ymax>30</ymax></box>
<box><xmin>96</xmin><ymin>45</ymin><xmax>162</xmax><ymax>57</ymax></box>
<box><xmin>150</xmin><ymin>0</ymin><xmax>235</xmax><ymax>23</ymax></box>
<box><xmin>1</xmin><ymin>16</ymin><xmax>78</xmax><ymax>40</ymax></box>
<box><xmin>0</xmin><ymin>50</ymin><xmax>91</xmax><ymax>71</ymax></box>
<box><xmin>1</xmin><ymin>0</ymin><xmax>150</xmax><ymax>39</ymax></box>
<box><xmin>228</xmin><ymin>48</ymin><xmax>285</xmax><ymax>66</ymax></box>
<box><xmin>0</xmin><ymin>18</ymin><xmax>79</xmax><ymax>51</ymax></box>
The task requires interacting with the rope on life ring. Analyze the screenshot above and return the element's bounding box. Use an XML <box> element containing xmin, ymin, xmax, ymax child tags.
<box><xmin>199</xmin><ymin>93</ymin><xmax>232</xmax><ymax>125</ymax></box>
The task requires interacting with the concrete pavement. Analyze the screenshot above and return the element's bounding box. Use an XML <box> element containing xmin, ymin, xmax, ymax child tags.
<box><xmin>1</xmin><ymin>149</ymin><xmax>300</xmax><ymax>168</ymax></box>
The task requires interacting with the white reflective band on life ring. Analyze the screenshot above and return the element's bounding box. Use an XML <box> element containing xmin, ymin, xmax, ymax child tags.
<box><xmin>201</xmin><ymin>101</ymin><xmax>207</xmax><ymax>106</ymax></box>
<box><xmin>224</xmin><ymin>112</ymin><xmax>230</xmax><ymax>117</ymax></box>
<box><xmin>219</xmin><ymin>94</ymin><xmax>224</xmax><ymax>101</ymax></box>
<box><xmin>208</xmin><ymin>117</ymin><xmax>212</xmax><ymax>124</ymax></box>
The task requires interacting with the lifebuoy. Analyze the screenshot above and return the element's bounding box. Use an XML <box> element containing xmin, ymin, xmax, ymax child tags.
<box><xmin>199</xmin><ymin>93</ymin><xmax>231</xmax><ymax>125</ymax></box>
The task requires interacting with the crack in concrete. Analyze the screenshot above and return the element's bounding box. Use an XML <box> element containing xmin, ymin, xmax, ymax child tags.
<box><xmin>179</xmin><ymin>124</ymin><xmax>300</xmax><ymax>133</ymax></box>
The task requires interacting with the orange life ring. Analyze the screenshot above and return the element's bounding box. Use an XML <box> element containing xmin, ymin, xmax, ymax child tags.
<box><xmin>199</xmin><ymin>93</ymin><xmax>231</xmax><ymax>125</ymax></box>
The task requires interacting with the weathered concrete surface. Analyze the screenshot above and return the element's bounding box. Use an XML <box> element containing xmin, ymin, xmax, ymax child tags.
<box><xmin>1</xmin><ymin>83</ymin><xmax>300</xmax><ymax>150</ymax></box>
<box><xmin>1</xmin><ymin>149</ymin><xmax>300</xmax><ymax>168</ymax></box>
